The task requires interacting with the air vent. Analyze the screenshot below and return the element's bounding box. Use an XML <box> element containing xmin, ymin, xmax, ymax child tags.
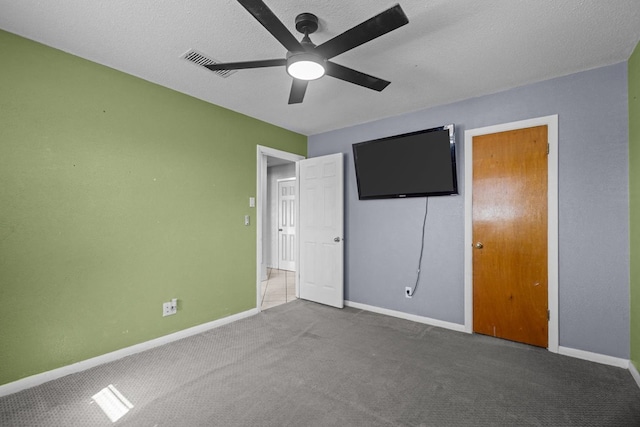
<box><xmin>182</xmin><ymin>49</ymin><xmax>236</xmax><ymax>78</ymax></box>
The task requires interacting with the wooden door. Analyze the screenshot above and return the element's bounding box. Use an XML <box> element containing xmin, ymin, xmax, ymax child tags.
<box><xmin>298</xmin><ymin>153</ymin><xmax>344</xmax><ymax>308</ymax></box>
<box><xmin>472</xmin><ymin>125</ymin><xmax>548</xmax><ymax>347</ymax></box>
<box><xmin>277</xmin><ymin>179</ymin><xmax>296</xmax><ymax>271</ymax></box>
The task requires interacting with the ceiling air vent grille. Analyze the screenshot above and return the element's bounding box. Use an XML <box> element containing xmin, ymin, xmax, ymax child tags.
<box><xmin>183</xmin><ymin>49</ymin><xmax>236</xmax><ymax>78</ymax></box>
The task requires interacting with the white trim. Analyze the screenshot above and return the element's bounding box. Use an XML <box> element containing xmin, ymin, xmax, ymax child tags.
<box><xmin>345</xmin><ymin>300</ymin><xmax>467</xmax><ymax>333</ymax></box>
<box><xmin>630</xmin><ymin>361</ymin><xmax>640</xmax><ymax>389</ymax></box>
<box><xmin>345</xmin><ymin>301</ymin><xmax>636</xmax><ymax>375</ymax></box>
<box><xmin>464</xmin><ymin>115</ymin><xmax>559</xmax><ymax>353</ymax></box>
<box><xmin>295</xmin><ymin>161</ymin><xmax>301</xmax><ymax>299</ymax></box>
<box><xmin>3</xmin><ymin>301</ymin><xmax>636</xmax><ymax>397</ymax></box>
<box><xmin>558</xmin><ymin>346</ymin><xmax>630</xmax><ymax>369</ymax></box>
<box><xmin>256</xmin><ymin>146</ymin><xmax>305</xmax><ymax>311</ymax></box>
<box><xmin>0</xmin><ymin>308</ymin><xmax>258</xmax><ymax>398</ymax></box>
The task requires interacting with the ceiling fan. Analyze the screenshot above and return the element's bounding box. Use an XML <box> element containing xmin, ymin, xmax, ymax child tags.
<box><xmin>205</xmin><ymin>0</ymin><xmax>409</xmax><ymax>104</ymax></box>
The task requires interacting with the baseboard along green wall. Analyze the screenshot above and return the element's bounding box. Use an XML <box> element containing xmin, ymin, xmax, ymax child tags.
<box><xmin>0</xmin><ymin>29</ymin><xmax>306</xmax><ymax>386</ymax></box>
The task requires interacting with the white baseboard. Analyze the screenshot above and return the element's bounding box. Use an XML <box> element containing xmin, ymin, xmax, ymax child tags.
<box><xmin>0</xmin><ymin>308</ymin><xmax>259</xmax><ymax>398</ymax></box>
<box><xmin>3</xmin><ymin>303</ymin><xmax>638</xmax><ymax>397</ymax></box>
<box><xmin>629</xmin><ymin>361</ymin><xmax>640</xmax><ymax>389</ymax></box>
<box><xmin>344</xmin><ymin>301</ymin><xmax>635</xmax><ymax>373</ymax></box>
<box><xmin>558</xmin><ymin>346</ymin><xmax>629</xmax><ymax>369</ymax></box>
<box><xmin>344</xmin><ymin>300</ymin><xmax>467</xmax><ymax>333</ymax></box>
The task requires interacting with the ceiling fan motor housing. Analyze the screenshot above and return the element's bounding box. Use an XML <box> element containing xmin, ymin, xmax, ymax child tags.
<box><xmin>295</xmin><ymin>13</ymin><xmax>319</xmax><ymax>35</ymax></box>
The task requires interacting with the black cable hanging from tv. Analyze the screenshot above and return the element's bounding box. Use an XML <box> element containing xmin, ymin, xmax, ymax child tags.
<box><xmin>410</xmin><ymin>196</ymin><xmax>429</xmax><ymax>296</ymax></box>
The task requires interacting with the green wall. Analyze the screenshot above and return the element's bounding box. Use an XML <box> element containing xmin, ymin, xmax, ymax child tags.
<box><xmin>630</xmin><ymin>41</ymin><xmax>640</xmax><ymax>372</ymax></box>
<box><xmin>0</xmin><ymin>30</ymin><xmax>306</xmax><ymax>386</ymax></box>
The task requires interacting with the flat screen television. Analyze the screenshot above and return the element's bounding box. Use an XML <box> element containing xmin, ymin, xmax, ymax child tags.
<box><xmin>352</xmin><ymin>124</ymin><xmax>457</xmax><ymax>200</ymax></box>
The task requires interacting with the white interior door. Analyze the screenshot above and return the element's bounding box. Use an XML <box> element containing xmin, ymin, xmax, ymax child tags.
<box><xmin>298</xmin><ymin>153</ymin><xmax>344</xmax><ymax>308</ymax></box>
<box><xmin>277</xmin><ymin>179</ymin><xmax>296</xmax><ymax>271</ymax></box>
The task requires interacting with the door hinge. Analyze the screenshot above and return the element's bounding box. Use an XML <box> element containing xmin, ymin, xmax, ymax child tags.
<box><xmin>547</xmin><ymin>309</ymin><xmax>550</xmax><ymax>321</ymax></box>
<box><xmin>547</xmin><ymin>143</ymin><xmax>550</xmax><ymax>155</ymax></box>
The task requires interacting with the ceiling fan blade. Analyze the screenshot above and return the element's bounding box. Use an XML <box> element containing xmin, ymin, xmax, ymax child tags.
<box><xmin>324</xmin><ymin>62</ymin><xmax>390</xmax><ymax>92</ymax></box>
<box><xmin>288</xmin><ymin>79</ymin><xmax>308</xmax><ymax>104</ymax></box>
<box><xmin>237</xmin><ymin>0</ymin><xmax>304</xmax><ymax>53</ymax></box>
<box><xmin>314</xmin><ymin>4</ymin><xmax>409</xmax><ymax>60</ymax></box>
<box><xmin>205</xmin><ymin>58</ymin><xmax>286</xmax><ymax>71</ymax></box>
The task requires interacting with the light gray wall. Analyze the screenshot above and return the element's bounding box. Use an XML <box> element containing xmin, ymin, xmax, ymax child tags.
<box><xmin>266</xmin><ymin>163</ymin><xmax>296</xmax><ymax>268</ymax></box>
<box><xmin>308</xmin><ymin>62</ymin><xmax>630</xmax><ymax>358</ymax></box>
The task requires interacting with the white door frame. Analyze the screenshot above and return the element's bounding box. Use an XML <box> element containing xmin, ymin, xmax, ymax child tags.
<box><xmin>256</xmin><ymin>146</ymin><xmax>305</xmax><ymax>312</ymax></box>
<box><xmin>463</xmin><ymin>115</ymin><xmax>559</xmax><ymax>353</ymax></box>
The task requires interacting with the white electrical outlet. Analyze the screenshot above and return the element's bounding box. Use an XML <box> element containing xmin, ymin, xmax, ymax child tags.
<box><xmin>162</xmin><ymin>299</ymin><xmax>178</xmax><ymax>317</ymax></box>
<box><xmin>405</xmin><ymin>287</ymin><xmax>413</xmax><ymax>298</ymax></box>
<box><xmin>162</xmin><ymin>302</ymin><xmax>172</xmax><ymax>316</ymax></box>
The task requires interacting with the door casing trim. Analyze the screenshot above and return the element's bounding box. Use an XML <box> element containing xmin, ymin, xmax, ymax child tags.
<box><xmin>463</xmin><ymin>115</ymin><xmax>559</xmax><ymax>353</ymax></box>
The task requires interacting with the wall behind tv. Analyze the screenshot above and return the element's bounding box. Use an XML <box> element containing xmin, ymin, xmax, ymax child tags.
<box><xmin>0</xmin><ymin>29</ymin><xmax>306</xmax><ymax>386</ymax></box>
<box><xmin>309</xmin><ymin>62</ymin><xmax>630</xmax><ymax>359</ymax></box>
<box><xmin>629</xmin><ymin>41</ymin><xmax>640</xmax><ymax>372</ymax></box>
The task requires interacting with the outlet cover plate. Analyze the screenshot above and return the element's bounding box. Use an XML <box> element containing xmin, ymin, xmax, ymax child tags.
<box><xmin>163</xmin><ymin>302</ymin><xmax>174</xmax><ymax>317</ymax></box>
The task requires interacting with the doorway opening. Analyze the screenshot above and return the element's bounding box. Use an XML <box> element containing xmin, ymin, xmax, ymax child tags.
<box><xmin>262</xmin><ymin>175</ymin><xmax>296</xmax><ymax>310</ymax></box>
<box><xmin>256</xmin><ymin>146</ymin><xmax>304</xmax><ymax>311</ymax></box>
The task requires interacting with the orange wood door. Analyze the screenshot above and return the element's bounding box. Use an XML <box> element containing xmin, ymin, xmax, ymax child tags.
<box><xmin>472</xmin><ymin>125</ymin><xmax>548</xmax><ymax>348</ymax></box>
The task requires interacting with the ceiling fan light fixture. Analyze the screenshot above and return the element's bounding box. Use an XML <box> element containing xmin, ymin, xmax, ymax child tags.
<box><xmin>286</xmin><ymin>53</ymin><xmax>325</xmax><ymax>80</ymax></box>
<box><xmin>207</xmin><ymin>2</ymin><xmax>408</xmax><ymax>103</ymax></box>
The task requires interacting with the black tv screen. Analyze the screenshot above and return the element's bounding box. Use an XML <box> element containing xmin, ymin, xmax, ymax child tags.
<box><xmin>352</xmin><ymin>124</ymin><xmax>457</xmax><ymax>199</ymax></box>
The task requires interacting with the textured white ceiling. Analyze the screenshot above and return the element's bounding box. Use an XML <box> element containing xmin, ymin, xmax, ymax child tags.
<box><xmin>1</xmin><ymin>0</ymin><xmax>639</xmax><ymax>136</ymax></box>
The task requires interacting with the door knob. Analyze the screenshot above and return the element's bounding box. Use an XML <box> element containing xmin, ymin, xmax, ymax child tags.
<box><xmin>334</xmin><ymin>237</ymin><xmax>341</xmax><ymax>242</ymax></box>
<box><xmin>475</xmin><ymin>242</ymin><xmax>484</xmax><ymax>249</ymax></box>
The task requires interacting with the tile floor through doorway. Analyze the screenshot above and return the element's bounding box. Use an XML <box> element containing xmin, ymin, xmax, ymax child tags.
<box><xmin>261</xmin><ymin>268</ymin><xmax>297</xmax><ymax>310</ymax></box>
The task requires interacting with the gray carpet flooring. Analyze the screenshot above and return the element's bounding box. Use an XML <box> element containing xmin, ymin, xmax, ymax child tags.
<box><xmin>1</xmin><ymin>299</ymin><xmax>639</xmax><ymax>426</ymax></box>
